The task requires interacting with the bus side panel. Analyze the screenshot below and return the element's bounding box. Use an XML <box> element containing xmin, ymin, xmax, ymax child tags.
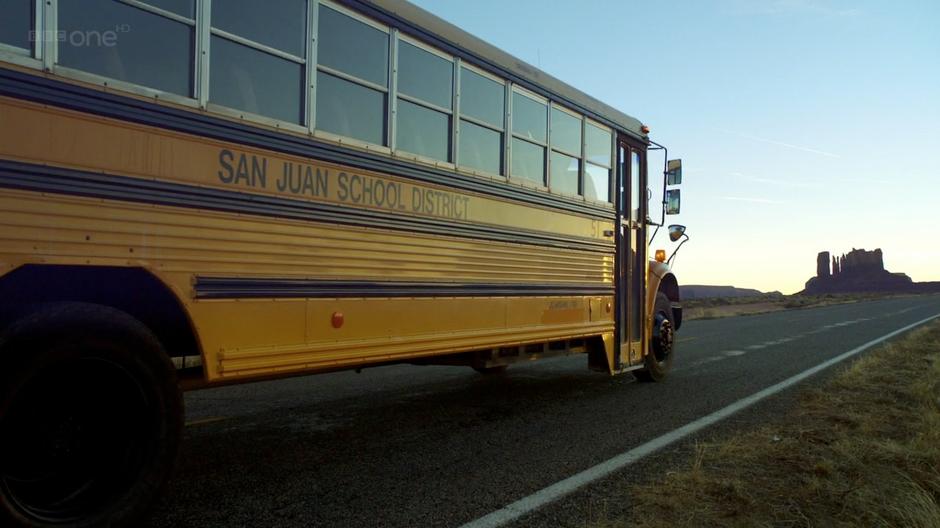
<box><xmin>0</xmin><ymin>95</ymin><xmax>609</xmax><ymax>244</ymax></box>
<box><xmin>0</xmin><ymin>89</ymin><xmax>619</xmax><ymax>383</ymax></box>
<box><xmin>0</xmin><ymin>187</ymin><xmax>613</xmax><ymax>381</ymax></box>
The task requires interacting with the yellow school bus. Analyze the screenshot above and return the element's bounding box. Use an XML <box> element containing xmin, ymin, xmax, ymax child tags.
<box><xmin>0</xmin><ymin>0</ymin><xmax>683</xmax><ymax>525</ymax></box>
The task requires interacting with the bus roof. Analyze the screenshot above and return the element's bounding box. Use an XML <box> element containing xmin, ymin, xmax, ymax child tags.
<box><xmin>364</xmin><ymin>0</ymin><xmax>649</xmax><ymax>142</ymax></box>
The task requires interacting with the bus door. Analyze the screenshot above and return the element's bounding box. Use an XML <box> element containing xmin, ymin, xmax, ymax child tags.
<box><xmin>616</xmin><ymin>139</ymin><xmax>647</xmax><ymax>368</ymax></box>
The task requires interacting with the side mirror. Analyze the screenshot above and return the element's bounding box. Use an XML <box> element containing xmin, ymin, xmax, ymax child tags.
<box><xmin>666</xmin><ymin>159</ymin><xmax>682</xmax><ymax>185</ymax></box>
<box><xmin>668</xmin><ymin>224</ymin><xmax>686</xmax><ymax>242</ymax></box>
<box><xmin>665</xmin><ymin>189</ymin><xmax>681</xmax><ymax>215</ymax></box>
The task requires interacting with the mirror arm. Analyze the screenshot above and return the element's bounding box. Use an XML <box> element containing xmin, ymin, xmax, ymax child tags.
<box><xmin>666</xmin><ymin>234</ymin><xmax>690</xmax><ymax>267</ymax></box>
<box><xmin>648</xmin><ymin>223</ymin><xmax>661</xmax><ymax>246</ymax></box>
<box><xmin>649</xmin><ymin>139</ymin><xmax>669</xmax><ymax>228</ymax></box>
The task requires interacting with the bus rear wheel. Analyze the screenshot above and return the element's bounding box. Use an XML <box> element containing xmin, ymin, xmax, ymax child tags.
<box><xmin>0</xmin><ymin>302</ymin><xmax>182</xmax><ymax>528</ymax></box>
<box><xmin>634</xmin><ymin>292</ymin><xmax>676</xmax><ymax>382</ymax></box>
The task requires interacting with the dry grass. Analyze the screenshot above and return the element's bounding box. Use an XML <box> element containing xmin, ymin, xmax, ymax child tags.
<box><xmin>589</xmin><ymin>322</ymin><xmax>940</xmax><ymax>528</ymax></box>
<box><xmin>684</xmin><ymin>293</ymin><xmax>915</xmax><ymax>321</ymax></box>
<box><xmin>684</xmin><ymin>302</ymin><xmax>788</xmax><ymax>321</ymax></box>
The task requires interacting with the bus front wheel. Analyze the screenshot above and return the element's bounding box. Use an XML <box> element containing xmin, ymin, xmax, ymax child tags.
<box><xmin>0</xmin><ymin>302</ymin><xmax>182</xmax><ymax>528</ymax></box>
<box><xmin>634</xmin><ymin>292</ymin><xmax>676</xmax><ymax>382</ymax></box>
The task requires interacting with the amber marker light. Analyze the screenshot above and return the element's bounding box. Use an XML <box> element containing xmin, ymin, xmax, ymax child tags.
<box><xmin>655</xmin><ymin>249</ymin><xmax>666</xmax><ymax>262</ymax></box>
<box><xmin>641</xmin><ymin>124</ymin><xmax>651</xmax><ymax>134</ymax></box>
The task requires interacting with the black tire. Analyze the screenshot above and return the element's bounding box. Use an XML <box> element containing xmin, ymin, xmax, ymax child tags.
<box><xmin>0</xmin><ymin>302</ymin><xmax>183</xmax><ymax>528</ymax></box>
<box><xmin>634</xmin><ymin>292</ymin><xmax>676</xmax><ymax>382</ymax></box>
<box><xmin>472</xmin><ymin>365</ymin><xmax>508</xmax><ymax>375</ymax></box>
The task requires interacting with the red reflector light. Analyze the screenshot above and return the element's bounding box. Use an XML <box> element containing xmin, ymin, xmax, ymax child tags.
<box><xmin>331</xmin><ymin>312</ymin><xmax>344</xmax><ymax>328</ymax></box>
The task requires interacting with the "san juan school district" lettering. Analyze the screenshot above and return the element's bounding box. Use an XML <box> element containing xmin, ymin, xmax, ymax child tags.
<box><xmin>216</xmin><ymin>149</ymin><xmax>470</xmax><ymax>220</ymax></box>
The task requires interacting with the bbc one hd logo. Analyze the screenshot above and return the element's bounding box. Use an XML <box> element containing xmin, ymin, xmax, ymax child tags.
<box><xmin>31</xmin><ymin>24</ymin><xmax>131</xmax><ymax>48</ymax></box>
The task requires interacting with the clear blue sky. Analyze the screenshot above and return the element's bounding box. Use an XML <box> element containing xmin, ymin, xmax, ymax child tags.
<box><xmin>412</xmin><ymin>0</ymin><xmax>940</xmax><ymax>294</ymax></box>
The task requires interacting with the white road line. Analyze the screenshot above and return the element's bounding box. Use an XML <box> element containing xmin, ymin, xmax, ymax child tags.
<box><xmin>685</xmin><ymin>356</ymin><xmax>725</xmax><ymax>369</ymax></box>
<box><xmin>724</xmin><ymin>350</ymin><xmax>748</xmax><ymax>356</ymax></box>
<box><xmin>458</xmin><ymin>313</ymin><xmax>940</xmax><ymax>528</ymax></box>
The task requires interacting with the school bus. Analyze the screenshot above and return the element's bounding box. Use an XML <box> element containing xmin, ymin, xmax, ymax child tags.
<box><xmin>0</xmin><ymin>0</ymin><xmax>684</xmax><ymax>525</ymax></box>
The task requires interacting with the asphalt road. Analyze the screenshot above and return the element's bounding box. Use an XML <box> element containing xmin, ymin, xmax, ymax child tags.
<box><xmin>144</xmin><ymin>294</ymin><xmax>940</xmax><ymax>528</ymax></box>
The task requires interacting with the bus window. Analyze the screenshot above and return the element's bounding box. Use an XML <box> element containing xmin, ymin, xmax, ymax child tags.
<box><xmin>316</xmin><ymin>4</ymin><xmax>389</xmax><ymax>145</ymax></box>
<box><xmin>511</xmin><ymin>90</ymin><xmax>547</xmax><ymax>184</ymax></box>
<box><xmin>551</xmin><ymin>107</ymin><xmax>581</xmax><ymax>155</ymax></box>
<box><xmin>512</xmin><ymin>91</ymin><xmax>547</xmax><ymax>142</ymax></box>
<box><xmin>584</xmin><ymin>164</ymin><xmax>609</xmax><ymax>202</ymax></box>
<box><xmin>210</xmin><ymin>0</ymin><xmax>305</xmax><ymax>124</ymax></box>
<box><xmin>550</xmin><ymin>151</ymin><xmax>579</xmax><ymax>195</ymax></box>
<box><xmin>397</xmin><ymin>98</ymin><xmax>450</xmax><ymax>162</ymax></box>
<box><xmin>210</xmin><ymin>38</ymin><xmax>303</xmax><ymax>123</ymax></box>
<box><xmin>458</xmin><ymin>119</ymin><xmax>501</xmax><ymax>175</ymax></box>
<box><xmin>511</xmin><ymin>137</ymin><xmax>545</xmax><ymax>184</ymax></box>
<box><xmin>584</xmin><ymin>122</ymin><xmax>612</xmax><ymax>201</ymax></box>
<box><xmin>316</xmin><ymin>71</ymin><xmax>387</xmax><ymax>145</ymax></box>
<box><xmin>142</xmin><ymin>0</ymin><xmax>194</xmax><ymax>17</ymax></box>
<box><xmin>211</xmin><ymin>0</ymin><xmax>304</xmax><ymax>56</ymax></box>
<box><xmin>0</xmin><ymin>0</ymin><xmax>32</xmax><ymax>51</ymax></box>
<box><xmin>550</xmin><ymin>106</ymin><xmax>582</xmax><ymax>196</ymax></box>
<box><xmin>458</xmin><ymin>67</ymin><xmax>504</xmax><ymax>175</ymax></box>
<box><xmin>396</xmin><ymin>40</ymin><xmax>453</xmax><ymax>162</ymax></box>
<box><xmin>460</xmin><ymin>68</ymin><xmax>504</xmax><ymax>128</ymax></box>
<box><xmin>397</xmin><ymin>41</ymin><xmax>452</xmax><ymax>110</ymax></box>
<box><xmin>58</xmin><ymin>0</ymin><xmax>194</xmax><ymax>97</ymax></box>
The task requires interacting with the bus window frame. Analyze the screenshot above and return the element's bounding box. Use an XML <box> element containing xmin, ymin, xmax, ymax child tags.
<box><xmin>583</xmin><ymin>116</ymin><xmax>615</xmax><ymax>204</ymax></box>
<box><xmin>548</xmin><ymin>102</ymin><xmax>583</xmax><ymax>198</ymax></box>
<box><xmin>48</xmin><ymin>0</ymin><xmax>202</xmax><ymax>111</ymax></box>
<box><xmin>0</xmin><ymin>0</ymin><xmax>42</xmax><ymax>68</ymax></box>
<box><xmin>1</xmin><ymin>0</ymin><xmax>623</xmax><ymax>212</ymax></box>
<box><xmin>455</xmin><ymin>60</ymin><xmax>508</xmax><ymax>181</ymax></box>
<box><xmin>392</xmin><ymin>32</ymin><xmax>456</xmax><ymax>168</ymax></box>
<box><xmin>0</xmin><ymin>45</ymin><xmax>41</xmax><ymax>70</ymax></box>
<box><xmin>315</xmin><ymin>0</ymin><xmax>392</xmax><ymax>148</ymax></box>
<box><xmin>207</xmin><ymin>0</ymin><xmax>309</xmax><ymax>129</ymax></box>
<box><xmin>508</xmin><ymin>84</ymin><xmax>549</xmax><ymax>191</ymax></box>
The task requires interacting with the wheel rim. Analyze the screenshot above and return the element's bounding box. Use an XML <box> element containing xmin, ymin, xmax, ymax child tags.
<box><xmin>652</xmin><ymin>312</ymin><xmax>674</xmax><ymax>364</ymax></box>
<box><xmin>0</xmin><ymin>356</ymin><xmax>153</xmax><ymax>523</ymax></box>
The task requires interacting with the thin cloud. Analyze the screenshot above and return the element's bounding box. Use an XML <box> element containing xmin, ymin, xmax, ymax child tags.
<box><xmin>727</xmin><ymin>0</ymin><xmax>861</xmax><ymax>18</ymax></box>
<box><xmin>834</xmin><ymin>177</ymin><xmax>894</xmax><ymax>185</ymax></box>
<box><xmin>721</xmin><ymin>196</ymin><xmax>786</xmax><ymax>204</ymax></box>
<box><xmin>730</xmin><ymin>171</ymin><xmax>823</xmax><ymax>189</ymax></box>
<box><xmin>715</xmin><ymin>128</ymin><xmax>841</xmax><ymax>158</ymax></box>
<box><xmin>751</xmin><ymin>177</ymin><xmax>822</xmax><ymax>188</ymax></box>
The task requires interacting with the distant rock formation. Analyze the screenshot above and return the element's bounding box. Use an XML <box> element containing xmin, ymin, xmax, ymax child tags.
<box><xmin>817</xmin><ymin>251</ymin><xmax>830</xmax><ymax>279</ymax></box>
<box><xmin>803</xmin><ymin>248</ymin><xmax>940</xmax><ymax>294</ymax></box>
<box><xmin>842</xmin><ymin>248</ymin><xmax>884</xmax><ymax>274</ymax></box>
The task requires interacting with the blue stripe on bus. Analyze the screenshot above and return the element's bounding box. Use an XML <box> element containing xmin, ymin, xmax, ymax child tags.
<box><xmin>0</xmin><ymin>67</ymin><xmax>616</xmax><ymax>221</ymax></box>
<box><xmin>0</xmin><ymin>159</ymin><xmax>613</xmax><ymax>253</ymax></box>
<box><xmin>194</xmin><ymin>277</ymin><xmax>613</xmax><ymax>299</ymax></box>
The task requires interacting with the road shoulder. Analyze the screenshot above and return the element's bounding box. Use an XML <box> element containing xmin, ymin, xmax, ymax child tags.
<box><xmin>593</xmin><ymin>321</ymin><xmax>940</xmax><ymax>527</ymax></box>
